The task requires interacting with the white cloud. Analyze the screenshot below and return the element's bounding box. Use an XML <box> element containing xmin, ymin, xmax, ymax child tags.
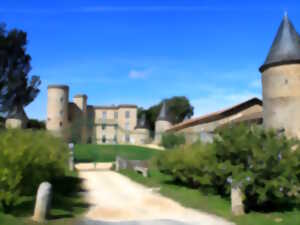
<box><xmin>128</xmin><ymin>69</ymin><xmax>150</xmax><ymax>79</ymax></box>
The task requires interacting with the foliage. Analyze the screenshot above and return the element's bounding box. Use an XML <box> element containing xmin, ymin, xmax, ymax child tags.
<box><xmin>161</xmin><ymin>132</ymin><xmax>186</xmax><ymax>149</ymax></box>
<box><xmin>74</xmin><ymin>144</ymin><xmax>159</xmax><ymax>163</ymax></box>
<box><xmin>139</xmin><ymin>96</ymin><xmax>194</xmax><ymax>131</ymax></box>
<box><xmin>156</xmin><ymin>124</ymin><xmax>300</xmax><ymax>210</ymax></box>
<box><xmin>27</xmin><ymin>119</ymin><xmax>45</xmax><ymax>130</ymax></box>
<box><xmin>0</xmin><ymin>23</ymin><xmax>40</xmax><ymax>117</ymax></box>
<box><xmin>0</xmin><ymin>129</ymin><xmax>68</xmax><ymax>212</ymax></box>
<box><xmin>156</xmin><ymin>142</ymin><xmax>218</xmax><ymax>190</ymax></box>
<box><xmin>214</xmin><ymin>124</ymin><xmax>300</xmax><ymax>209</ymax></box>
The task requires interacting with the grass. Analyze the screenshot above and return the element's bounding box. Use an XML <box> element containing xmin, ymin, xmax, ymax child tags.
<box><xmin>74</xmin><ymin>144</ymin><xmax>159</xmax><ymax>162</ymax></box>
<box><xmin>120</xmin><ymin>169</ymin><xmax>300</xmax><ymax>225</ymax></box>
<box><xmin>0</xmin><ymin>171</ymin><xmax>88</xmax><ymax>225</ymax></box>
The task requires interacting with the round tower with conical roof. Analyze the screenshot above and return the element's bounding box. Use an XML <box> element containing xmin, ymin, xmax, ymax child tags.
<box><xmin>260</xmin><ymin>14</ymin><xmax>300</xmax><ymax>138</ymax></box>
<box><xmin>154</xmin><ymin>101</ymin><xmax>172</xmax><ymax>143</ymax></box>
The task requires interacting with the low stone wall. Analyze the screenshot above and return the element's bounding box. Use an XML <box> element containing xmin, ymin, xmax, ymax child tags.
<box><xmin>115</xmin><ymin>156</ymin><xmax>148</xmax><ymax>177</ymax></box>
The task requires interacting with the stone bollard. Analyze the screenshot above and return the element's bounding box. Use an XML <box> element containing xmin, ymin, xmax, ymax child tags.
<box><xmin>68</xmin><ymin>143</ymin><xmax>74</xmax><ymax>171</ymax></box>
<box><xmin>231</xmin><ymin>185</ymin><xmax>245</xmax><ymax>216</ymax></box>
<box><xmin>33</xmin><ymin>182</ymin><xmax>52</xmax><ymax>222</ymax></box>
<box><xmin>115</xmin><ymin>156</ymin><xmax>120</xmax><ymax>171</ymax></box>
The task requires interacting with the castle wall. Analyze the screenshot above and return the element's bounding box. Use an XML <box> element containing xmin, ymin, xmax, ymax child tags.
<box><xmin>154</xmin><ymin>120</ymin><xmax>172</xmax><ymax>144</ymax></box>
<box><xmin>262</xmin><ymin>64</ymin><xmax>300</xmax><ymax>138</ymax></box>
<box><xmin>72</xmin><ymin>95</ymin><xmax>88</xmax><ymax>143</ymax></box>
<box><xmin>132</xmin><ymin>128</ymin><xmax>151</xmax><ymax>145</ymax></box>
<box><xmin>174</xmin><ymin>104</ymin><xmax>262</xmax><ymax>144</ymax></box>
<box><xmin>46</xmin><ymin>85</ymin><xmax>69</xmax><ymax>139</ymax></box>
<box><xmin>93</xmin><ymin>107</ymin><xmax>137</xmax><ymax>144</ymax></box>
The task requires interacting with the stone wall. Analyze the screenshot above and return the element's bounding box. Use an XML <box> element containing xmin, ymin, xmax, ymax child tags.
<box><xmin>262</xmin><ymin>64</ymin><xmax>300</xmax><ymax>138</ymax></box>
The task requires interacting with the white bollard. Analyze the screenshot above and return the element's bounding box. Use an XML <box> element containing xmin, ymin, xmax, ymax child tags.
<box><xmin>68</xmin><ymin>143</ymin><xmax>74</xmax><ymax>171</ymax></box>
<box><xmin>231</xmin><ymin>185</ymin><xmax>245</xmax><ymax>216</ymax></box>
<box><xmin>33</xmin><ymin>182</ymin><xmax>52</xmax><ymax>222</ymax></box>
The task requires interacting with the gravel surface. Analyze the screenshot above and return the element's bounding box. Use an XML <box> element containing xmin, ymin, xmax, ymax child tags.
<box><xmin>78</xmin><ymin>167</ymin><xmax>234</xmax><ymax>225</ymax></box>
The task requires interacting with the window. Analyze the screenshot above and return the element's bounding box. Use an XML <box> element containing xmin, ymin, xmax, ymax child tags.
<box><xmin>60</xmin><ymin>97</ymin><xmax>64</xmax><ymax>102</ymax></box>
<box><xmin>114</xmin><ymin>111</ymin><xmax>118</xmax><ymax>120</ymax></box>
<box><xmin>125</xmin><ymin>122</ymin><xmax>130</xmax><ymax>130</ymax></box>
<box><xmin>59</xmin><ymin>121</ymin><xmax>63</xmax><ymax>127</ymax></box>
<box><xmin>102</xmin><ymin>124</ymin><xmax>106</xmax><ymax>130</ymax></box>
<box><xmin>102</xmin><ymin>111</ymin><xmax>107</xmax><ymax>120</ymax></box>
<box><xmin>125</xmin><ymin>110</ymin><xmax>130</xmax><ymax>119</ymax></box>
<box><xmin>102</xmin><ymin>135</ymin><xmax>106</xmax><ymax>143</ymax></box>
<box><xmin>60</xmin><ymin>110</ymin><xmax>63</xmax><ymax>116</ymax></box>
<box><xmin>125</xmin><ymin>134</ymin><xmax>130</xmax><ymax>143</ymax></box>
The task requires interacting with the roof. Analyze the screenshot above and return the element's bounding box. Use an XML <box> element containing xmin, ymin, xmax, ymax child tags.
<box><xmin>47</xmin><ymin>85</ymin><xmax>69</xmax><ymax>90</ymax></box>
<box><xmin>73</xmin><ymin>94</ymin><xmax>87</xmax><ymax>99</ymax></box>
<box><xmin>93</xmin><ymin>104</ymin><xmax>137</xmax><ymax>110</ymax></box>
<box><xmin>157</xmin><ymin>101</ymin><xmax>169</xmax><ymax>121</ymax></box>
<box><xmin>167</xmin><ymin>97</ymin><xmax>262</xmax><ymax>132</ymax></box>
<box><xmin>260</xmin><ymin>14</ymin><xmax>300</xmax><ymax>72</ymax></box>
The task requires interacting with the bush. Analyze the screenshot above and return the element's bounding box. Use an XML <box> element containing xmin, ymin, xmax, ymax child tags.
<box><xmin>214</xmin><ymin>124</ymin><xmax>300</xmax><ymax>210</ymax></box>
<box><xmin>0</xmin><ymin>129</ymin><xmax>69</xmax><ymax>212</ymax></box>
<box><xmin>161</xmin><ymin>132</ymin><xmax>186</xmax><ymax>149</ymax></box>
<box><xmin>156</xmin><ymin>124</ymin><xmax>300</xmax><ymax>211</ymax></box>
<box><xmin>156</xmin><ymin>142</ymin><xmax>218</xmax><ymax>190</ymax></box>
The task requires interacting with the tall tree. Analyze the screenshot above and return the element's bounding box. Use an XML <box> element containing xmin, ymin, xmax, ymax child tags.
<box><xmin>0</xmin><ymin>23</ymin><xmax>40</xmax><ymax>117</ymax></box>
<box><xmin>139</xmin><ymin>96</ymin><xmax>194</xmax><ymax>131</ymax></box>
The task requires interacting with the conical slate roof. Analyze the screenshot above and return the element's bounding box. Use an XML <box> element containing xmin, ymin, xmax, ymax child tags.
<box><xmin>136</xmin><ymin>113</ymin><xmax>148</xmax><ymax>129</ymax></box>
<box><xmin>260</xmin><ymin>14</ymin><xmax>300</xmax><ymax>72</ymax></box>
<box><xmin>157</xmin><ymin>101</ymin><xmax>169</xmax><ymax>121</ymax></box>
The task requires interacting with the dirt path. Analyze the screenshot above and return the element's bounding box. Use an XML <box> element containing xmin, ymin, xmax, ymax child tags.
<box><xmin>78</xmin><ymin>168</ymin><xmax>234</xmax><ymax>225</ymax></box>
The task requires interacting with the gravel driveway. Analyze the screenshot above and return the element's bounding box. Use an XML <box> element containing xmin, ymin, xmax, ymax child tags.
<box><xmin>78</xmin><ymin>168</ymin><xmax>234</xmax><ymax>225</ymax></box>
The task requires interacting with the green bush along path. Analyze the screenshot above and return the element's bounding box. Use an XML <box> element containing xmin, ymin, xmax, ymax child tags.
<box><xmin>74</xmin><ymin>144</ymin><xmax>159</xmax><ymax>162</ymax></box>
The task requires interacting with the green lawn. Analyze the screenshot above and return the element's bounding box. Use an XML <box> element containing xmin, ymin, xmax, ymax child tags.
<box><xmin>120</xmin><ymin>169</ymin><xmax>300</xmax><ymax>225</ymax></box>
<box><xmin>74</xmin><ymin>144</ymin><xmax>159</xmax><ymax>162</ymax></box>
<box><xmin>0</xmin><ymin>172</ymin><xmax>88</xmax><ymax>225</ymax></box>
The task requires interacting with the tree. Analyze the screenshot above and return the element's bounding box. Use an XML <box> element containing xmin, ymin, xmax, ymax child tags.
<box><xmin>0</xmin><ymin>23</ymin><xmax>40</xmax><ymax>118</ymax></box>
<box><xmin>140</xmin><ymin>96</ymin><xmax>194</xmax><ymax>131</ymax></box>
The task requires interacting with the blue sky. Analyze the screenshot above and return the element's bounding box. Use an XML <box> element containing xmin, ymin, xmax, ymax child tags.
<box><xmin>1</xmin><ymin>0</ymin><xmax>300</xmax><ymax>120</ymax></box>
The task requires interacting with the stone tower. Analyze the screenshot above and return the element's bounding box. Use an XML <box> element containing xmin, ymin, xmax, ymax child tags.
<box><xmin>73</xmin><ymin>94</ymin><xmax>88</xmax><ymax>143</ymax></box>
<box><xmin>155</xmin><ymin>101</ymin><xmax>172</xmax><ymax>143</ymax></box>
<box><xmin>46</xmin><ymin>85</ymin><xmax>69</xmax><ymax>139</ymax></box>
<box><xmin>134</xmin><ymin>113</ymin><xmax>150</xmax><ymax>144</ymax></box>
<box><xmin>260</xmin><ymin>14</ymin><xmax>300</xmax><ymax>138</ymax></box>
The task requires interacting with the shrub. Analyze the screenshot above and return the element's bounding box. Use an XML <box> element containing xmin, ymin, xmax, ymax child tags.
<box><xmin>156</xmin><ymin>124</ymin><xmax>300</xmax><ymax>211</ymax></box>
<box><xmin>161</xmin><ymin>132</ymin><xmax>186</xmax><ymax>149</ymax></box>
<box><xmin>214</xmin><ymin>124</ymin><xmax>300</xmax><ymax>209</ymax></box>
<box><xmin>0</xmin><ymin>129</ymin><xmax>69</xmax><ymax>212</ymax></box>
<box><xmin>156</xmin><ymin>142</ymin><xmax>217</xmax><ymax>190</ymax></box>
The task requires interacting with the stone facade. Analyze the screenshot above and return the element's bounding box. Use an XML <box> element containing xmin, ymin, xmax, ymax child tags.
<box><xmin>46</xmin><ymin>85</ymin><xmax>69</xmax><ymax>139</ymax></box>
<box><xmin>46</xmin><ymin>84</ymin><xmax>149</xmax><ymax>144</ymax></box>
<box><xmin>167</xmin><ymin>98</ymin><xmax>263</xmax><ymax>144</ymax></box>
<box><xmin>93</xmin><ymin>105</ymin><xmax>137</xmax><ymax>144</ymax></box>
<box><xmin>154</xmin><ymin>120</ymin><xmax>172</xmax><ymax>143</ymax></box>
<box><xmin>262</xmin><ymin>64</ymin><xmax>300</xmax><ymax>138</ymax></box>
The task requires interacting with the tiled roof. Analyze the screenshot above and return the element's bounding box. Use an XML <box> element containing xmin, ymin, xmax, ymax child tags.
<box><xmin>167</xmin><ymin>98</ymin><xmax>262</xmax><ymax>132</ymax></box>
